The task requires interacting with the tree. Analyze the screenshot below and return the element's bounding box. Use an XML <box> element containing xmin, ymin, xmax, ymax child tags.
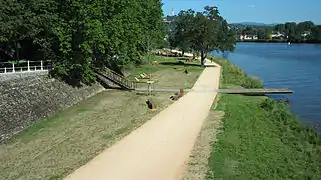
<box><xmin>311</xmin><ymin>25</ymin><xmax>321</xmax><ymax>42</ymax></box>
<box><xmin>169</xmin><ymin>9</ymin><xmax>195</xmax><ymax>55</ymax></box>
<box><xmin>243</xmin><ymin>26</ymin><xmax>256</xmax><ymax>35</ymax></box>
<box><xmin>1</xmin><ymin>0</ymin><xmax>164</xmax><ymax>84</ymax></box>
<box><xmin>284</xmin><ymin>22</ymin><xmax>301</xmax><ymax>42</ymax></box>
<box><xmin>298</xmin><ymin>21</ymin><xmax>315</xmax><ymax>33</ymax></box>
<box><xmin>257</xmin><ymin>29</ymin><xmax>266</xmax><ymax>39</ymax></box>
<box><xmin>274</xmin><ymin>24</ymin><xmax>285</xmax><ymax>33</ymax></box>
<box><xmin>49</xmin><ymin>0</ymin><xmax>164</xmax><ymax>84</ymax></box>
<box><xmin>190</xmin><ymin>6</ymin><xmax>235</xmax><ymax>65</ymax></box>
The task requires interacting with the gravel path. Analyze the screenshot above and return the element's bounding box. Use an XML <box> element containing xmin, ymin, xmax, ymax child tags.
<box><xmin>64</xmin><ymin>56</ymin><xmax>221</xmax><ymax>180</ymax></box>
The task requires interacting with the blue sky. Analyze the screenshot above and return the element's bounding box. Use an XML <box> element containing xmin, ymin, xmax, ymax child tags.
<box><xmin>162</xmin><ymin>0</ymin><xmax>321</xmax><ymax>25</ymax></box>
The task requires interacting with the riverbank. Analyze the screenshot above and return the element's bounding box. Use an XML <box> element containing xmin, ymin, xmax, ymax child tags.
<box><xmin>205</xmin><ymin>56</ymin><xmax>321</xmax><ymax>179</ymax></box>
<box><xmin>0</xmin><ymin>56</ymin><xmax>204</xmax><ymax>180</ymax></box>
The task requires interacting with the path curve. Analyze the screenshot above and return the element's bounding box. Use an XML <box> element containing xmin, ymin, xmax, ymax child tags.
<box><xmin>64</xmin><ymin>54</ymin><xmax>221</xmax><ymax>180</ymax></box>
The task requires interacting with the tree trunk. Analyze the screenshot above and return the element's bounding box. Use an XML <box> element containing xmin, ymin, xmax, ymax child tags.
<box><xmin>201</xmin><ymin>51</ymin><xmax>206</xmax><ymax>66</ymax></box>
<box><xmin>182</xmin><ymin>50</ymin><xmax>185</xmax><ymax>57</ymax></box>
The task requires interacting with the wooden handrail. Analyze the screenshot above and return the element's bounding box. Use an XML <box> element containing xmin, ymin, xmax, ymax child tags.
<box><xmin>99</xmin><ymin>67</ymin><xmax>136</xmax><ymax>90</ymax></box>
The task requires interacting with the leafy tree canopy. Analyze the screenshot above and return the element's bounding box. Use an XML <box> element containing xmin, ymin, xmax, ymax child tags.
<box><xmin>0</xmin><ymin>0</ymin><xmax>164</xmax><ymax>84</ymax></box>
<box><xmin>170</xmin><ymin>6</ymin><xmax>236</xmax><ymax>65</ymax></box>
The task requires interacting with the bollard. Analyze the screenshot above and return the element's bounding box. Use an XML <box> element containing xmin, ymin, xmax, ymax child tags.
<box><xmin>27</xmin><ymin>61</ymin><xmax>30</xmax><ymax>71</ymax></box>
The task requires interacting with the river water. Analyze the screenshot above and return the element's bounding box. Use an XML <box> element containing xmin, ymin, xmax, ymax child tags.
<box><xmin>211</xmin><ymin>42</ymin><xmax>321</xmax><ymax>125</ymax></box>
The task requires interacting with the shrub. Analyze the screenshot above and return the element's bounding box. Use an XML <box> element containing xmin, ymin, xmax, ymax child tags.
<box><xmin>208</xmin><ymin>55</ymin><xmax>264</xmax><ymax>88</ymax></box>
<box><xmin>241</xmin><ymin>76</ymin><xmax>264</xmax><ymax>88</ymax></box>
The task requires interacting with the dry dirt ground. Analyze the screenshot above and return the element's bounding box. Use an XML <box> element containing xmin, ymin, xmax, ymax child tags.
<box><xmin>64</xmin><ymin>59</ymin><xmax>221</xmax><ymax>180</ymax></box>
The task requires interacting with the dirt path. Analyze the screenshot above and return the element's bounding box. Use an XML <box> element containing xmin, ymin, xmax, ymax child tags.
<box><xmin>64</xmin><ymin>55</ymin><xmax>221</xmax><ymax>180</ymax></box>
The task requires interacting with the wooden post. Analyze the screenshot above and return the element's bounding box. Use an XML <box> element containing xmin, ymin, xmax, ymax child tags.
<box><xmin>4</xmin><ymin>67</ymin><xmax>6</xmax><ymax>73</ymax></box>
<box><xmin>12</xmin><ymin>63</ymin><xmax>15</xmax><ymax>73</ymax></box>
<box><xmin>146</xmin><ymin>99</ymin><xmax>157</xmax><ymax>110</ymax></box>
<box><xmin>27</xmin><ymin>61</ymin><xmax>30</xmax><ymax>71</ymax></box>
<box><xmin>179</xmin><ymin>88</ymin><xmax>184</xmax><ymax>98</ymax></box>
<box><xmin>41</xmin><ymin>61</ymin><xmax>43</xmax><ymax>70</ymax></box>
<box><xmin>34</xmin><ymin>66</ymin><xmax>36</xmax><ymax>71</ymax></box>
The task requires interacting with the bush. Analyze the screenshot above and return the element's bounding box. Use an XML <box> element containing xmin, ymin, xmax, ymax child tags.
<box><xmin>241</xmin><ymin>76</ymin><xmax>264</xmax><ymax>88</ymax></box>
<box><xmin>208</xmin><ymin>55</ymin><xmax>264</xmax><ymax>88</ymax></box>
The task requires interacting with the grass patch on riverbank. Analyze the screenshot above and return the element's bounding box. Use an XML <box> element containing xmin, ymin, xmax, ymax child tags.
<box><xmin>208</xmin><ymin>56</ymin><xmax>263</xmax><ymax>89</ymax></box>
<box><xmin>206</xmin><ymin>56</ymin><xmax>321</xmax><ymax>179</ymax></box>
<box><xmin>0</xmin><ymin>56</ymin><xmax>203</xmax><ymax>180</ymax></box>
<box><xmin>128</xmin><ymin>56</ymin><xmax>203</xmax><ymax>89</ymax></box>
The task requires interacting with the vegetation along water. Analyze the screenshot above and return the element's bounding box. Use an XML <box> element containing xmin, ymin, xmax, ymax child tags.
<box><xmin>206</xmin><ymin>56</ymin><xmax>321</xmax><ymax>179</ymax></box>
<box><xmin>212</xmin><ymin>43</ymin><xmax>321</xmax><ymax>128</ymax></box>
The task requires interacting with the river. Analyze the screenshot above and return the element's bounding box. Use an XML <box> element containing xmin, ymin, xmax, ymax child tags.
<box><xmin>211</xmin><ymin>42</ymin><xmax>321</xmax><ymax>125</ymax></box>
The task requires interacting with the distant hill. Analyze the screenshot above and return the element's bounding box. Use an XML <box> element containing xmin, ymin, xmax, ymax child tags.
<box><xmin>231</xmin><ymin>22</ymin><xmax>277</xmax><ymax>27</ymax></box>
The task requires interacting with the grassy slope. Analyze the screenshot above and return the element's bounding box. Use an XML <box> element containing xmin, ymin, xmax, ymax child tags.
<box><xmin>0</xmin><ymin>56</ymin><xmax>203</xmax><ymax>180</ymax></box>
<box><xmin>127</xmin><ymin>56</ymin><xmax>203</xmax><ymax>89</ymax></box>
<box><xmin>206</xmin><ymin>56</ymin><xmax>321</xmax><ymax>179</ymax></box>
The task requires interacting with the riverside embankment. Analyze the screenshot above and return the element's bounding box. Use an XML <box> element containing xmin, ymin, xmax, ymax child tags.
<box><xmin>205</xmin><ymin>56</ymin><xmax>321</xmax><ymax>179</ymax></box>
<box><xmin>0</xmin><ymin>72</ymin><xmax>104</xmax><ymax>141</ymax></box>
<box><xmin>216</xmin><ymin>42</ymin><xmax>321</xmax><ymax>126</ymax></box>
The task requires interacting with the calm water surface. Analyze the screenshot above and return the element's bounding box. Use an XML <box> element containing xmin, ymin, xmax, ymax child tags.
<box><xmin>212</xmin><ymin>43</ymin><xmax>321</xmax><ymax>125</ymax></box>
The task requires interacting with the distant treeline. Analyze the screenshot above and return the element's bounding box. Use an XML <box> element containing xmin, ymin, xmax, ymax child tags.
<box><xmin>0</xmin><ymin>0</ymin><xmax>163</xmax><ymax>84</ymax></box>
<box><xmin>232</xmin><ymin>21</ymin><xmax>321</xmax><ymax>43</ymax></box>
<box><xmin>237</xmin><ymin>39</ymin><xmax>321</xmax><ymax>44</ymax></box>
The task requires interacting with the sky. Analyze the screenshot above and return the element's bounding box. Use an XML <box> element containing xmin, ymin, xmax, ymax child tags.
<box><xmin>162</xmin><ymin>0</ymin><xmax>321</xmax><ymax>25</ymax></box>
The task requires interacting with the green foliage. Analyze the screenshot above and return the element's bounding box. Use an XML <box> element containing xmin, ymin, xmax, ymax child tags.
<box><xmin>208</xmin><ymin>56</ymin><xmax>263</xmax><ymax>88</ymax></box>
<box><xmin>206</xmin><ymin>58</ymin><xmax>321</xmax><ymax>179</ymax></box>
<box><xmin>275</xmin><ymin>24</ymin><xmax>285</xmax><ymax>33</ymax></box>
<box><xmin>233</xmin><ymin>21</ymin><xmax>321</xmax><ymax>43</ymax></box>
<box><xmin>169</xmin><ymin>9</ymin><xmax>195</xmax><ymax>54</ymax></box>
<box><xmin>311</xmin><ymin>25</ymin><xmax>321</xmax><ymax>42</ymax></box>
<box><xmin>208</xmin><ymin>94</ymin><xmax>321</xmax><ymax>179</ymax></box>
<box><xmin>241</xmin><ymin>76</ymin><xmax>264</xmax><ymax>89</ymax></box>
<box><xmin>0</xmin><ymin>0</ymin><xmax>164</xmax><ymax>84</ymax></box>
<box><xmin>170</xmin><ymin>6</ymin><xmax>236</xmax><ymax>65</ymax></box>
<box><xmin>298</xmin><ymin>21</ymin><xmax>315</xmax><ymax>32</ymax></box>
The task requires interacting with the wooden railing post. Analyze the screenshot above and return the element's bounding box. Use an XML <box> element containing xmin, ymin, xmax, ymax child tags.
<box><xmin>12</xmin><ymin>63</ymin><xmax>15</xmax><ymax>73</ymax></box>
<box><xmin>41</xmin><ymin>61</ymin><xmax>43</xmax><ymax>70</ymax></box>
<box><xmin>4</xmin><ymin>67</ymin><xmax>6</xmax><ymax>73</ymax></box>
<box><xmin>27</xmin><ymin>61</ymin><xmax>30</xmax><ymax>71</ymax></box>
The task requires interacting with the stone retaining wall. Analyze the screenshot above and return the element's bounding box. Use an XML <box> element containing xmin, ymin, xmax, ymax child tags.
<box><xmin>0</xmin><ymin>73</ymin><xmax>104</xmax><ymax>141</ymax></box>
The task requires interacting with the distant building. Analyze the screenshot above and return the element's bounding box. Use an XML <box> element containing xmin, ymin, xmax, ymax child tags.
<box><xmin>271</xmin><ymin>32</ymin><xmax>285</xmax><ymax>39</ymax></box>
<box><xmin>240</xmin><ymin>34</ymin><xmax>258</xmax><ymax>41</ymax></box>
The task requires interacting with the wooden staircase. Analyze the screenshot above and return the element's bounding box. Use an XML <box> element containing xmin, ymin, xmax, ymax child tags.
<box><xmin>95</xmin><ymin>68</ymin><xmax>136</xmax><ymax>90</ymax></box>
